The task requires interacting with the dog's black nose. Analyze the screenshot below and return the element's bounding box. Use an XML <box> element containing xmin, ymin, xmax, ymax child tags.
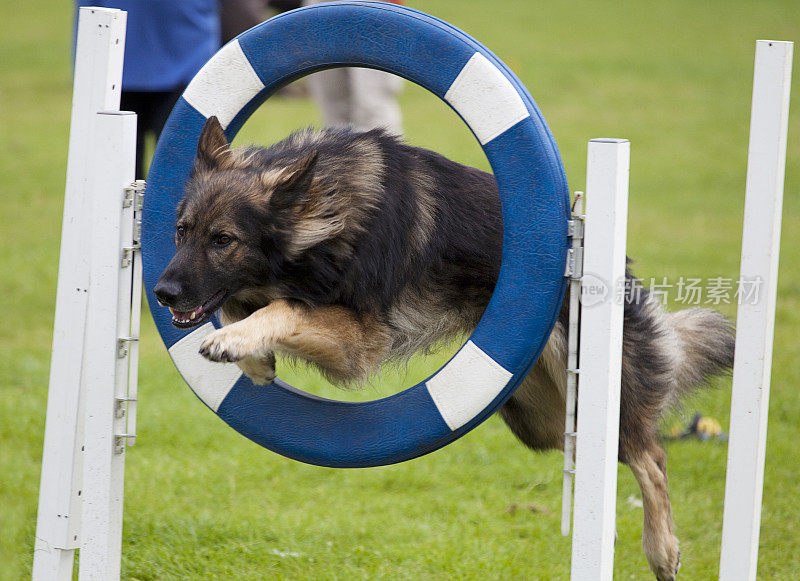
<box><xmin>153</xmin><ymin>279</ymin><xmax>181</xmax><ymax>307</ymax></box>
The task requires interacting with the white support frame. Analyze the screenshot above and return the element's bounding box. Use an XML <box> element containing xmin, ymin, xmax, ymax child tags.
<box><xmin>565</xmin><ymin>40</ymin><xmax>791</xmax><ymax>580</ymax></box>
<box><xmin>561</xmin><ymin>191</ymin><xmax>585</xmax><ymax>537</ymax></box>
<box><xmin>719</xmin><ymin>40</ymin><xmax>793</xmax><ymax>581</ymax></box>
<box><xmin>33</xmin><ymin>11</ymin><xmax>791</xmax><ymax>580</ymax></box>
<box><xmin>77</xmin><ymin>110</ymin><xmax>137</xmax><ymax>580</ymax></box>
<box><xmin>570</xmin><ymin>139</ymin><xmax>630</xmax><ymax>581</ymax></box>
<box><xmin>33</xmin><ymin>7</ymin><xmax>136</xmax><ymax>581</ymax></box>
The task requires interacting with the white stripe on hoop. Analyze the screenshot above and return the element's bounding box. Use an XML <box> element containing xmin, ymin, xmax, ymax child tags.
<box><xmin>183</xmin><ymin>39</ymin><xmax>265</xmax><ymax>129</ymax></box>
<box><xmin>444</xmin><ymin>52</ymin><xmax>530</xmax><ymax>145</ymax></box>
<box><xmin>168</xmin><ymin>323</ymin><xmax>243</xmax><ymax>412</ymax></box>
<box><xmin>426</xmin><ymin>341</ymin><xmax>512</xmax><ymax>430</ymax></box>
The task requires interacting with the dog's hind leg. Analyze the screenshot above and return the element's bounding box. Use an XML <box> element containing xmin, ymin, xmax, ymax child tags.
<box><xmin>199</xmin><ymin>299</ymin><xmax>392</xmax><ymax>385</ymax></box>
<box><xmin>622</xmin><ymin>437</ymin><xmax>680</xmax><ymax>581</ymax></box>
<box><xmin>618</xmin><ymin>366</ymin><xmax>681</xmax><ymax>580</ymax></box>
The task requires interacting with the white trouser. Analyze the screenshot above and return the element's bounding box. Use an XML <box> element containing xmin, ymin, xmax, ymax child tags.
<box><xmin>306</xmin><ymin>67</ymin><xmax>403</xmax><ymax>135</ymax></box>
<box><xmin>302</xmin><ymin>0</ymin><xmax>404</xmax><ymax>135</ymax></box>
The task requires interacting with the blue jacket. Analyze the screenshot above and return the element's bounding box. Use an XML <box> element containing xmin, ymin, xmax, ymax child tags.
<box><xmin>76</xmin><ymin>0</ymin><xmax>220</xmax><ymax>91</ymax></box>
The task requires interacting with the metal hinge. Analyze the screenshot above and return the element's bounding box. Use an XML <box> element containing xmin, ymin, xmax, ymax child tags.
<box><xmin>132</xmin><ymin>179</ymin><xmax>145</xmax><ymax>211</ymax></box>
<box><xmin>114</xmin><ymin>397</ymin><xmax>138</xmax><ymax>419</ymax></box>
<box><xmin>117</xmin><ymin>336</ymin><xmax>139</xmax><ymax>358</ymax></box>
<box><xmin>114</xmin><ymin>434</ymin><xmax>136</xmax><ymax>454</ymax></box>
<box><xmin>564</xmin><ymin>193</ymin><xmax>585</xmax><ymax>279</ymax></box>
<box><xmin>121</xmin><ymin>180</ymin><xmax>145</xmax><ymax>266</ymax></box>
<box><xmin>120</xmin><ymin>246</ymin><xmax>135</xmax><ymax>268</ymax></box>
<box><xmin>114</xmin><ymin>396</ymin><xmax>138</xmax><ymax>453</ymax></box>
<box><xmin>123</xmin><ymin>180</ymin><xmax>146</xmax><ymax>208</ymax></box>
<box><xmin>564</xmin><ymin>247</ymin><xmax>584</xmax><ymax>279</ymax></box>
<box><xmin>132</xmin><ymin>181</ymin><xmax>144</xmax><ymax>245</ymax></box>
<box><xmin>567</xmin><ymin>218</ymin><xmax>584</xmax><ymax>240</ymax></box>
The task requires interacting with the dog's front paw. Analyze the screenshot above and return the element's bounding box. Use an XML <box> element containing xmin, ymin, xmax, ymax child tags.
<box><xmin>198</xmin><ymin>323</ymin><xmax>268</xmax><ymax>363</ymax></box>
<box><xmin>237</xmin><ymin>354</ymin><xmax>277</xmax><ymax>385</ymax></box>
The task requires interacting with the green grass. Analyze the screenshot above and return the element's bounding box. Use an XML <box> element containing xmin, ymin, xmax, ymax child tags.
<box><xmin>2</xmin><ymin>0</ymin><xmax>799</xmax><ymax>579</ymax></box>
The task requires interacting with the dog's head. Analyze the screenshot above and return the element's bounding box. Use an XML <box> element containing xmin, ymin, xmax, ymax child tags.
<box><xmin>153</xmin><ymin>116</ymin><xmax>320</xmax><ymax>328</ymax></box>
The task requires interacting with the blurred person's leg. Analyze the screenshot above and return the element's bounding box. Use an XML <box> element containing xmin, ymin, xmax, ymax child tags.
<box><xmin>221</xmin><ymin>0</ymin><xmax>267</xmax><ymax>44</ymax></box>
<box><xmin>307</xmin><ymin>68</ymin><xmax>353</xmax><ymax>127</ymax></box>
<box><xmin>120</xmin><ymin>91</ymin><xmax>152</xmax><ymax>180</ymax></box>
<box><xmin>301</xmin><ymin>0</ymin><xmax>403</xmax><ymax>133</ymax></box>
<box><xmin>302</xmin><ymin>0</ymin><xmax>353</xmax><ymax>128</ymax></box>
<box><xmin>149</xmin><ymin>87</ymin><xmax>184</xmax><ymax>138</ymax></box>
<box><xmin>350</xmin><ymin>67</ymin><xmax>403</xmax><ymax>135</ymax></box>
<box><xmin>269</xmin><ymin>0</ymin><xmax>303</xmax><ymax>12</ymax></box>
<box><xmin>121</xmin><ymin>88</ymin><xmax>183</xmax><ymax>179</ymax></box>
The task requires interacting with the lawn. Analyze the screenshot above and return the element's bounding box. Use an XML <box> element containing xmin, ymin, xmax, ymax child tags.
<box><xmin>1</xmin><ymin>0</ymin><xmax>799</xmax><ymax>579</ymax></box>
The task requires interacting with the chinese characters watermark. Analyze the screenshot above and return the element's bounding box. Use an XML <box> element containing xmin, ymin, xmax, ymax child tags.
<box><xmin>580</xmin><ymin>275</ymin><xmax>763</xmax><ymax>307</ymax></box>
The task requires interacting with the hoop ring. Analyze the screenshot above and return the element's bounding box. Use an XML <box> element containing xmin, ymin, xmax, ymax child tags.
<box><xmin>142</xmin><ymin>1</ymin><xmax>569</xmax><ymax>468</ymax></box>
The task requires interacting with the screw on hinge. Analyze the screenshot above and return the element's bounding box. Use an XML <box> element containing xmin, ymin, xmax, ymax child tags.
<box><xmin>567</xmin><ymin>218</ymin><xmax>584</xmax><ymax>240</ymax></box>
<box><xmin>133</xmin><ymin>180</ymin><xmax>145</xmax><ymax>211</ymax></box>
<box><xmin>114</xmin><ymin>434</ymin><xmax>136</xmax><ymax>454</ymax></box>
<box><xmin>117</xmin><ymin>336</ymin><xmax>139</xmax><ymax>358</ymax></box>
<box><xmin>124</xmin><ymin>180</ymin><xmax>146</xmax><ymax>209</ymax></box>
<box><xmin>564</xmin><ymin>247</ymin><xmax>584</xmax><ymax>279</ymax></box>
<box><xmin>115</xmin><ymin>397</ymin><xmax>138</xmax><ymax>419</ymax></box>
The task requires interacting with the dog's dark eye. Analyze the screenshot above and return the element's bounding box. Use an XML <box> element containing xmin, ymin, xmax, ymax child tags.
<box><xmin>176</xmin><ymin>225</ymin><xmax>185</xmax><ymax>240</ymax></box>
<box><xmin>215</xmin><ymin>234</ymin><xmax>232</xmax><ymax>246</ymax></box>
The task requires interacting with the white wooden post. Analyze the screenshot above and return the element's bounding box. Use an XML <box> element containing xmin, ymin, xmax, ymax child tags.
<box><xmin>719</xmin><ymin>40</ymin><xmax>792</xmax><ymax>581</ymax></box>
<box><xmin>33</xmin><ymin>8</ymin><xmax>127</xmax><ymax>580</ymax></box>
<box><xmin>77</xmin><ymin>110</ymin><xmax>137</xmax><ymax>580</ymax></box>
<box><xmin>571</xmin><ymin>139</ymin><xmax>629</xmax><ymax>580</ymax></box>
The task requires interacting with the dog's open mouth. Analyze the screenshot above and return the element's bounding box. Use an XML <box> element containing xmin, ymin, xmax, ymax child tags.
<box><xmin>169</xmin><ymin>290</ymin><xmax>227</xmax><ymax>329</ymax></box>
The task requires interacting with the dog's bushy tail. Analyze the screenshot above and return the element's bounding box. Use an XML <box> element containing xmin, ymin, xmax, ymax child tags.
<box><xmin>667</xmin><ymin>307</ymin><xmax>735</xmax><ymax>403</ymax></box>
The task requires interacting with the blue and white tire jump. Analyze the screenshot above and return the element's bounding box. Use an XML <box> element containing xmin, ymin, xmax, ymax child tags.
<box><xmin>142</xmin><ymin>1</ymin><xmax>570</xmax><ymax>468</ymax></box>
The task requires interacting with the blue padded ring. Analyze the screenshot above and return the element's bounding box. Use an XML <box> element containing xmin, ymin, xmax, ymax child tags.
<box><xmin>142</xmin><ymin>1</ymin><xmax>570</xmax><ymax>468</ymax></box>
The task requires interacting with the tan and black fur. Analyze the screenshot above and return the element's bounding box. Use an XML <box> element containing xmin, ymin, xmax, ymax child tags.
<box><xmin>154</xmin><ymin>117</ymin><xmax>735</xmax><ymax>581</ymax></box>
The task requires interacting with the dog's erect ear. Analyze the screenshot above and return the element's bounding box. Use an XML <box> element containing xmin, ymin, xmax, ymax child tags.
<box><xmin>276</xmin><ymin>151</ymin><xmax>318</xmax><ymax>193</ymax></box>
<box><xmin>196</xmin><ymin>116</ymin><xmax>230</xmax><ymax>169</ymax></box>
<box><xmin>267</xmin><ymin>151</ymin><xmax>345</xmax><ymax>254</ymax></box>
<box><xmin>267</xmin><ymin>151</ymin><xmax>319</xmax><ymax>214</ymax></box>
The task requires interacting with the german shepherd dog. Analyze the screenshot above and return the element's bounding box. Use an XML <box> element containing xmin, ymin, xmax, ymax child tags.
<box><xmin>154</xmin><ymin>116</ymin><xmax>734</xmax><ymax>580</ymax></box>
